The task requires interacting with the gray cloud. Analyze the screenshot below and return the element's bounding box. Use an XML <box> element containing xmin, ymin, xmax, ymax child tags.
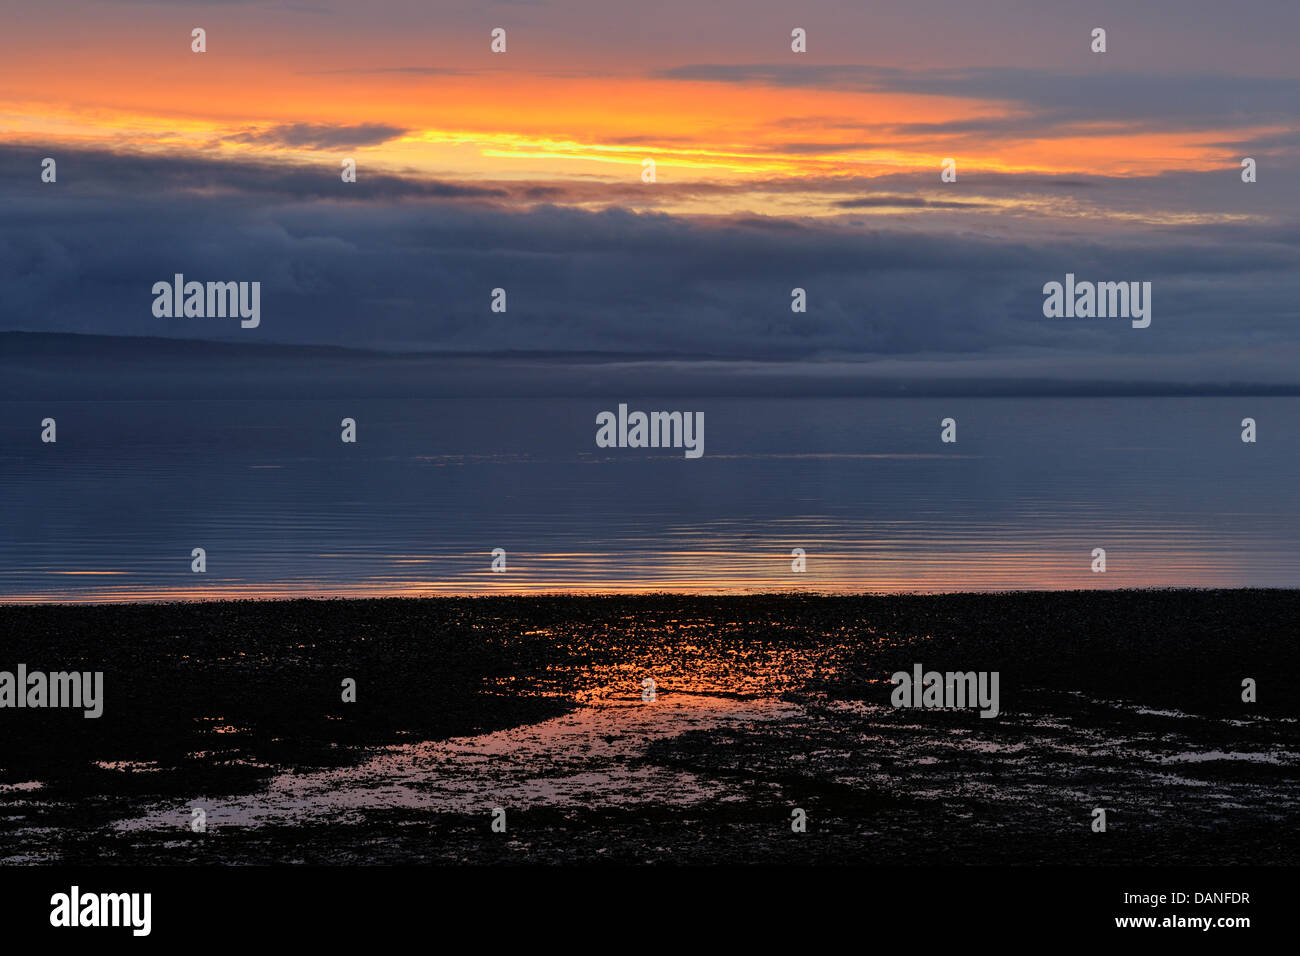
<box><xmin>834</xmin><ymin>195</ymin><xmax>993</xmax><ymax>209</ymax></box>
<box><xmin>1</xmin><ymin>147</ymin><xmax>1296</xmax><ymax>382</ymax></box>
<box><xmin>659</xmin><ymin>65</ymin><xmax>1299</xmax><ymax>132</ymax></box>
<box><xmin>225</xmin><ymin>123</ymin><xmax>409</xmax><ymax>149</ymax></box>
<box><xmin>4</xmin><ymin>147</ymin><xmax>509</xmax><ymax>201</ymax></box>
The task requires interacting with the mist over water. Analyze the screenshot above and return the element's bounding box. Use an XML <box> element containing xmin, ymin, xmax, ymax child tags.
<box><xmin>2</xmin><ymin>396</ymin><xmax>1297</xmax><ymax>602</ymax></box>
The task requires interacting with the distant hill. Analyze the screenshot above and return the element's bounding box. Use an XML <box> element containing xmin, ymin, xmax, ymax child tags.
<box><xmin>2</xmin><ymin>331</ymin><xmax>1297</xmax><ymax>400</ymax></box>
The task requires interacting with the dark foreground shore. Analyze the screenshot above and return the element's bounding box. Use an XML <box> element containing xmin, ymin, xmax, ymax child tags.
<box><xmin>1</xmin><ymin>590</ymin><xmax>1296</xmax><ymax>864</ymax></box>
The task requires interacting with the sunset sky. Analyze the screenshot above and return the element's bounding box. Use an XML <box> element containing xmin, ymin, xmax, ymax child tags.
<box><xmin>1</xmin><ymin>0</ymin><xmax>1297</xmax><ymax>377</ymax></box>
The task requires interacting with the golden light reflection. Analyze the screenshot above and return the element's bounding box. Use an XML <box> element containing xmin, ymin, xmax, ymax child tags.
<box><xmin>0</xmin><ymin>545</ymin><xmax>1266</xmax><ymax>605</ymax></box>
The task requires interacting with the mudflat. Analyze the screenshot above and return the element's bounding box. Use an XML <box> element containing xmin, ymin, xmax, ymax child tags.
<box><xmin>1</xmin><ymin>590</ymin><xmax>1295</xmax><ymax>864</ymax></box>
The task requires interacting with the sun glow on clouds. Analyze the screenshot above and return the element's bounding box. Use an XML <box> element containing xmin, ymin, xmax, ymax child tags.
<box><xmin>1</xmin><ymin>50</ymin><xmax>1275</xmax><ymax>223</ymax></box>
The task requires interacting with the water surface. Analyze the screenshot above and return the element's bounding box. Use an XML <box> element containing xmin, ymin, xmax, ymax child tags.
<box><xmin>2</xmin><ymin>396</ymin><xmax>1296</xmax><ymax>601</ymax></box>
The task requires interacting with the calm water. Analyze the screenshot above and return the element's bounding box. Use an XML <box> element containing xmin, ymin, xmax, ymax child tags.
<box><xmin>1</xmin><ymin>396</ymin><xmax>1297</xmax><ymax>602</ymax></box>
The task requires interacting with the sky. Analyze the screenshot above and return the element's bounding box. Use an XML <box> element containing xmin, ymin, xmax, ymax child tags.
<box><xmin>1</xmin><ymin>0</ymin><xmax>1297</xmax><ymax>385</ymax></box>
<box><xmin>2</xmin><ymin>0</ymin><xmax>1298</xmax><ymax>601</ymax></box>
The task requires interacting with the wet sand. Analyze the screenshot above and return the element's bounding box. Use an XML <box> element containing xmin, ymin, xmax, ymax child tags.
<box><xmin>1</xmin><ymin>590</ymin><xmax>1296</xmax><ymax>864</ymax></box>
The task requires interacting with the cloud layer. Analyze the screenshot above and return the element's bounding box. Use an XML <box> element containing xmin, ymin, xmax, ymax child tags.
<box><xmin>1</xmin><ymin>147</ymin><xmax>1296</xmax><ymax>387</ymax></box>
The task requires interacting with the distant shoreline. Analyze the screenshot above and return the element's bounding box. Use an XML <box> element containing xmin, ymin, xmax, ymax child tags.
<box><xmin>4</xmin><ymin>584</ymin><xmax>1298</xmax><ymax>609</ymax></box>
<box><xmin>6</xmin><ymin>332</ymin><xmax>1300</xmax><ymax>400</ymax></box>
